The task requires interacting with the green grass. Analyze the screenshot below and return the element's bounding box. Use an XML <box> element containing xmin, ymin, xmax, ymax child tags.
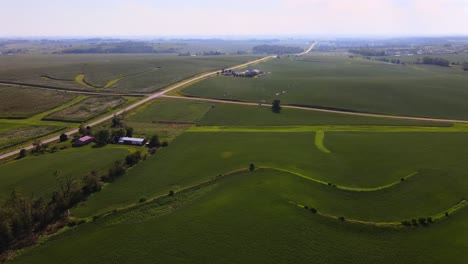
<box><xmin>182</xmin><ymin>55</ymin><xmax>468</xmax><ymax>119</ymax></box>
<box><xmin>44</xmin><ymin>96</ymin><xmax>127</xmax><ymax>122</ymax></box>
<box><xmin>315</xmin><ymin>130</ymin><xmax>331</xmax><ymax>153</ymax></box>
<box><xmin>0</xmin><ymin>86</ymin><xmax>77</xmax><ymax>118</ymax></box>
<box><xmin>72</xmin><ymin>131</ymin><xmax>468</xmax><ymax>218</ymax></box>
<box><xmin>10</xmin><ymin>169</ymin><xmax>468</xmax><ymax>264</ymax></box>
<box><xmin>0</xmin><ymin>145</ymin><xmax>132</xmax><ymax>200</ymax></box>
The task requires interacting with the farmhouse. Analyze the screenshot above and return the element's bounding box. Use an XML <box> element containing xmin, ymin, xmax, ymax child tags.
<box><xmin>222</xmin><ymin>68</ymin><xmax>264</xmax><ymax>78</ymax></box>
<box><xmin>118</xmin><ymin>137</ymin><xmax>146</xmax><ymax>146</ymax></box>
<box><xmin>73</xmin><ymin>135</ymin><xmax>95</xmax><ymax>147</ymax></box>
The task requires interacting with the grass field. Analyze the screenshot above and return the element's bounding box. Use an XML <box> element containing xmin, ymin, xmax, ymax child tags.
<box><xmin>0</xmin><ymin>86</ymin><xmax>77</xmax><ymax>118</ymax></box>
<box><xmin>182</xmin><ymin>54</ymin><xmax>468</xmax><ymax>119</ymax></box>
<box><xmin>0</xmin><ymin>145</ymin><xmax>133</xmax><ymax>200</ymax></box>
<box><xmin>10</xmin><ymin>169</ymin><xmax>467</xmax><ymax>264</ymax></box>
<box><xmin>44</xmin><ymin>96</ymin><xmax>127</xmax><ymax>122</ymax></box>
<box><xmin>0</xmin><ymin>55</ymin><xmax>261</xmax><ymax>93</ymax></box>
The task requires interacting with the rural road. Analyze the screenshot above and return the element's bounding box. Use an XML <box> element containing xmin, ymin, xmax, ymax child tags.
<box><xmin>161</xmin><ymin>95</ymin><xmax>468</xmax><ymax>124</ymax></box>
<box><xmin>0</xmin><ymin>55</ymin><xmax>274</xmax><ymax>160</ymax></box>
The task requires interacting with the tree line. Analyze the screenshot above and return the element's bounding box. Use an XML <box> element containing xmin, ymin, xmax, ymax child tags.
<box><xmin>253</xmin><ymin>45</ymin><xmax>303</xmax><ymax>55</ymax></box>
<box><xmin>421</xmin><ymin>57</ymin><xmax>450</xmax><ymax>67</ymax></box>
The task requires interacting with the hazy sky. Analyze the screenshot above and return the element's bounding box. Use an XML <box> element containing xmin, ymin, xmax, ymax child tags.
<box><xmin>1</xmin><ymin>0</ymin><xmax>467</xmax><ymax>37</ymax></box>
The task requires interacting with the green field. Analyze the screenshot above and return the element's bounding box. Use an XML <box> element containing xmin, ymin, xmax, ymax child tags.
<box><xmin>2</xmin><ymin>50</ymin><xmax>468</xmax><ymax>264</ymax></box>
<box><xmin>10</xmin><ymin>168</ymin><xmax>467</xmax><ymax>264</ymax></box>
<box><xmin>182</xmin><ymin>55</ymin><xmax>468</xmax><ymax>119</ymax></box>
<box><xmin>0</xmin><ymin>145</ymin><xmax>132</xmax><ymax>200</ymax></box>
<box><xmin>0</xmin><ymin>123</ymin><xmax>64</xmax><ymax>150</ymax></box>
<box><xmin>72</xmin><ymin>131</ymin><xmax>468</xmax><ymax>219</ymax></box>
<box><xmin>0</xmin><ymin>55</ymin><xmax>261</xmax><ymax>93</ymax></box>
<box><xmin>0</xmin><ymin>86</ymin><xmax>76</xmax><ymax>118</ymax></box>
<box><xmin>44</xmin><ymin>96</ymin><xmax>128</xmax><ymax>122</ymax></box>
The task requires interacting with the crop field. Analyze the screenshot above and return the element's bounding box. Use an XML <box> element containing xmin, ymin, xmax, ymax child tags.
<box><xmin>72</xmin><ymin>131</ymin><xmax>468</xmax><ymax>219</ymax></box>
<box><xmin>0</xmin><ymin>86</ymin><xmax>76</xmax><ymax>118</ymax></box>
<box><xmin>2</xmin><ymin>50</ymin><xmax>468</xmax><ymax>264</ymax></box>
<box><xmin>182</xmin><ymin>54</ymin><xmax>468</xmax><ymax>119</ymax></box>
<box><xmin>0</xmin><ymin>145</ymin><xmax>132</xmax><ymax>200</ymax></box>
<box><xmin>0</xmin><ymin>55</ymin><xmax>261</xmax><ymax>93</ymax></box>
<box><xmin>44</xmin><ymin>96</ymin><xmax>128</xmax><ymax>122</ymax></box>
<box><xmin>0</xmin><ymin>123</ymin><xmax>64</xmax><ymax>150</ymax></box>
<box><xmin>10</xmin><ymin>165</ymin><xmax>467</xmax><ymax>264</ymax></box>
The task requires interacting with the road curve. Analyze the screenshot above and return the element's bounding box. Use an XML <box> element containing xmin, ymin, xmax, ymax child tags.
<box><xmin>296</xmin><ymin>42</ymin><xmax>318</xmax><ymax>56</ymax></box>
<box><xmin>0</xmin><ymin>56</ymin><xmax>274</xmax><ymax>160</ymax></box>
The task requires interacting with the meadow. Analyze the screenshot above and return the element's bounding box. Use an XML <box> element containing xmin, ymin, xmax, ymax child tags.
<box><xmin>182</xmin><ymin>54</ymin><xmax>468</xmax><ymax>119</ymax></box>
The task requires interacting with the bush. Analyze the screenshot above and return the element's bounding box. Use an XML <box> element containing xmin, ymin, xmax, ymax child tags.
<box><xmin>161</xmin><ymin>141</ymin><xmax>169</xmax><ymax>147</ymax></box>
<box><xmin>309</xmin><ymin>208</ymin><xmax>318</xmax><ymax>214</ymax></box>
<box><xmin>401</xmin><ymin>220</ymin><xmax>411</xmax><ymax>226</ymax></box>
<box><xmin>338</xmin><ymin>216</ymin><xmax>345</xmax><ymax>221</ymax></box>
<box><xmin>139</xmin><ymin>197</ymin><xmax>147</xmax><ymax>203</ymax></box>
<box><xmin>411</xmin><ymin>219</ymin><xmax>418</xmax><ymax>226</ymax></box>
<box><xmin>18</xmin><ymin>149</ymin><xmax>27</xmax><ymax>159</ymax></box>
<box><xmin>59</xmin><ymin>133</ymin><xmax>68</xmax><ymax>142</ymax></box>
<box><xmin>418</xmin><ymin>217</ymin><xmax>427</xmax><ymax>225</ymax></box>
<box><xmin>168</xmin><ymin>190</ymin><xmax>175</xmax><ymax>197</ymax></box>
<box><xmin>249</xmin><ymin>163</ymin><xmax>255</xmax><ymax>172</ymax></box>
<box><xmin>125</xmin><ymin>151</ymin><xmax>142</xmax><ymax>167</ymax></box>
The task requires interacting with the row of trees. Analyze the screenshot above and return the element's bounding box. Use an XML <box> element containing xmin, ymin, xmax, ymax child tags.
<box><xmin>253</xmin><ymin>45</ymin><xmax>303</xmax><ymax>55</ymax></box>
<box><xmin>422</xmin><ymin>57</ymin><xmax>450</xmax><ymax>67</ymax></box>
<box><xmin>349</xmin><ymin>49</ymin><xmax>386</xmax><ymax>56</ymax></box>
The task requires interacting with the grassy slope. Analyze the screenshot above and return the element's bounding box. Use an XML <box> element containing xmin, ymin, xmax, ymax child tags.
<box><xmin>0</xmin><ymin>145</ymin><xmax>132</xmax><ymax>200</ymax></box>
<box><xmin>182</xmin><ymin>55</ymin><xmax>468</xmax><ymax>119</ymax></box>
<box><xmin>73</xmin><ymin>132</ymin><xmax>468</xmax><ymax>218</ymax></box>
<box><xmin>11</xmin><ymin>170</ymin><xmax>468</xmax><ymax>264</ymax></box>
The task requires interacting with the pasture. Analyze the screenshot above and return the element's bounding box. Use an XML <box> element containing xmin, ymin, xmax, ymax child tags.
<box><xmin>182</xmin><ymin>54</ymin><xmax>468</xmax><ymax>119</ymax></box>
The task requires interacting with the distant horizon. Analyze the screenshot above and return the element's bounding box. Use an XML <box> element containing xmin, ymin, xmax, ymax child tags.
<box><xmin>1</xmin><ymin>0</ymin><xmax>468</xmax><ymax>37</ymax></box>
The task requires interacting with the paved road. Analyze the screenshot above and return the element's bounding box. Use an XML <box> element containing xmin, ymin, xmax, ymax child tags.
<box><xmin>296</xmin><ymin>42</ymin><xmax>317</xmax><ymax>56</ymax></box>
<box><xmin>0</xmin><ymin>55</ymin><xmax>274</xmax><ymax>160</ymax></box>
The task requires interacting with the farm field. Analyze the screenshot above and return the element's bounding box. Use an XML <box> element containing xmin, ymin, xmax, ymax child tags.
<box><xmin>0</xmin><ymin>55</ymin><xmax>261</xmax><ymax>93</ymax></box>
<box><xmin>2</xmin><ymin>46</ymin><xmax>468</xmax><ymax>264</ymax></box>
<box><xmin>182</xmin><ymin>54</ymin><xmax>468</xmax><ymax>119</ymax></box>
<box><xmin>0</xmin><ymin>86</ymin><xmax>76</xmax><ymax>118</ymax></box>
<box><xmin>44</xmin><ymin>96</ymin><xmax>128</xmax><ymax>122</ymax></box>
<box><xmin>0</xmin><ymin>145</ymin><xmax>133</xmax><ymax>200</ymax></box>
<box><xmin>72</xmin><ymin>131</ymin><xmax>468</xmax><ymax>219</ymax></box>
<box><xmin>0</xmin><ymin>123</ymin><xmax>64</xmax><ymax>151</ymax></box>
<box><xmin>10</xmin><ymin>169</ymin><xmax>467</xmax><ymax>264</ymax></box>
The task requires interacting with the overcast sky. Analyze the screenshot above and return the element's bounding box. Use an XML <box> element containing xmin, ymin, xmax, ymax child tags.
<box><xmin>1</xmin><ymin>0</ymin><xmax>467</xmax><ymax>37</ymax></box>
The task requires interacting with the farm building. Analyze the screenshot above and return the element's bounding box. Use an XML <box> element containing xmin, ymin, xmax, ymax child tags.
<box><xmin>118</xmin><ymin>137</ymin><xmax>146</xmax><ymax>146</ymax></box>
<box><xmin>73</xmin><ymin>136</ymin><xmax>95</xmax><ymax>147</ymax></box>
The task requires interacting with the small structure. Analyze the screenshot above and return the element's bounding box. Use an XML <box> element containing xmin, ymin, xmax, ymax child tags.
<box><xmin>118</xmin><ymin>137</ymin><xmax>146</xmax><ymax>146</ymax></box>
<box><xmin>73</xmin><ymin>135</ymin><xmax>95</xmax><ymax>147</ymax></box>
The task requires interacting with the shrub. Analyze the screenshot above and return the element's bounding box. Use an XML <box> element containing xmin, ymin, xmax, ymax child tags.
<box><xmin>59</xmin><ymin>133</ymin><xmax>68</xmax><ymax>142</ymax></box>
<box><xmin>139</xmin><ymin>197</ymin><xmax>147</xmax><ymax>203</ymax></box>
<box><xmin>168</xmin><ymin>190</ymin><xmax>175</xmax><ymax>197</ymax></box>
<box><xmin>411</xmin><ymin>219</ymin><xmax>418</xmax><ymax>226</ymax></box>
<box><xmin>401</xmin><ymin>220</ymin><xmax>411</xmax><ymax>226</ymax></box>
<box><xmin>309</xmin><ymin>208</ymin><xmax>318</xmax><ymax>214</ymax></box>
<box><xmin>18</xmin><ymin>149</ymin><xmax>27</xmax><ymax>159</ymax></box>
<box><xmin>338</xmin><ymin>216</ymin><xmax>345</xmax><ymax>221</ymax></box>
<box><xmin>418</xmin><ymin>217</ymin><xmax>427</xmax><ymax>225</ymax></box>
<box><xmin>161</xmin><ymin>141</ymin><xmax>169</xmax><ymax>147</ymax></box>
<box><xmin>249</xmin><ymin>163</ymin><xmax>255</xmax><ymax>172</ymax></box>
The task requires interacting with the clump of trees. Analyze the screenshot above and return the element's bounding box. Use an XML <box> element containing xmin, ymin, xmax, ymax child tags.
<box><xmin>401</xmin><ymin>216</ymin><xmax>435</xmax><ymax>227</ymax></box>
<box><xmin>349</xmin><ymin>49</ymin><xmax>386</xmax><ymax>56</ymax></box>
<box><xmin>422</xmin><ymin>57</ymin><xmax>450</xmax><ymax>67</ymax></box>
<box><xmin>272</xmin><ymin>100</ymin><xmax>281</xmax><ymax>113</ymax></box>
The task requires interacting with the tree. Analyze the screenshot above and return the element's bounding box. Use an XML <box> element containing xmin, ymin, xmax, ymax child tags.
<box><xmin>78</xmin><ymin>124</ymin><xmax>86</xmax><ymax>135</ymax></box>
<box><xmin>126</xmin><ymin>127</ymin><xmax>134</xmax><ymax>137</ymax></box>
<box><xmin>18</xmin><ymin>149</ymin><xmax>27</xmax><ymax>159</ymax></box>
<box><xmin>169</xmin><ymin>190</ymin><xmax>175</xmax><ymax>197</ymax></box>
<box><xmin>59</xmin><ymin>133</ymin><xmax>68</xmax><ymax>142</ymax></box>
<box><xmin>111</xmin><ymin>114</ymin><xmax>122</xmax><ymax>128</ymax></box>
<box><xmin>272</xmin><ymin>100</ymin><xmax>281</xmax><ymax>113</ymax></box>
<box><xmin>148</xmin><ymin>135</ymin><xmax>161</xmax><ymax>148</ymax></box>
<box><xmin>95</xmin><ymin>130</ymin><xmax>110</xmax><ymax>146</ymax></box>
<box><xmin>125</xmin><ymin>151</ymin><xmax>142</xmax><ymax>166</ymax></box>
<box><xmin>309</xmin><ymin>208</ymin><xmax>318</xmax><ymax>214</ymax></box>
<box><xmin>249</xmin><ymin>163</ymin><xmax>255</xmax><ymax>172</ymax></box>
<box><xmin>111</xmin><ymin>128</ymin><xmax>126</xmax><ymax>143</ymax></box>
